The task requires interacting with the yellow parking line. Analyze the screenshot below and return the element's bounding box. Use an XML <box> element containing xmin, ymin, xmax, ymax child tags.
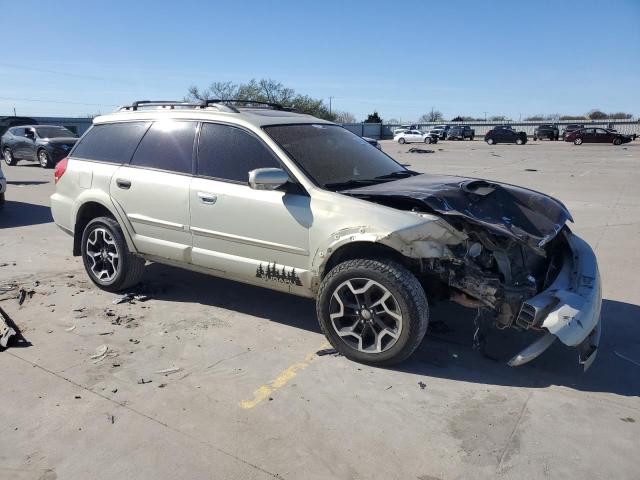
<box><xmin>239</xmin><ymin>342</ymin><xmax>330</xmax><ymax>409</ymax></box>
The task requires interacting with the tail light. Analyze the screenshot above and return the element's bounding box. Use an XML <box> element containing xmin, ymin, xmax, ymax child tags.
<box><xmin>54</xmin><ymin>157</ymin><xmax>68</xmax><ymax>184</ymax></box>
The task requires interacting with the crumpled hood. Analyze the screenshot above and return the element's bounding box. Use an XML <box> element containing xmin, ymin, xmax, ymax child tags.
<box><xmin>343</xmin><ymin>174</ymin><xmax>573</xmax><ymax>250</ymax></box>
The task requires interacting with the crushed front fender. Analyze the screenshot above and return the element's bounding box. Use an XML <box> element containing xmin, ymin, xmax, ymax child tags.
<box><xmin>509</xmin><ymin>232</ymin><xmax>602</xmax><ymax>370</ymax></box>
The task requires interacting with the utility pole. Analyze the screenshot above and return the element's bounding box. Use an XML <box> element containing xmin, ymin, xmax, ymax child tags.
<box><xmin>483</xmin><ymin>111</ymin><xmax>487</xmax><ymax>121</ymax></box>
<box><xmin>329</xmin><ymin>96</ymin><xmax>333</xmax><ymax>115</ymax></box>
<box><xmin>13</xmin><ymin>107</ymin><xmax>16</xmax><ymax>116</ymax></box>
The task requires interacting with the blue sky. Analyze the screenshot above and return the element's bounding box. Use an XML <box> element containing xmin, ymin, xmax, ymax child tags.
<box><xmin>1</xmin><ymin>0</ymin><xmax>638</xmax><ymax>121</ymax></box>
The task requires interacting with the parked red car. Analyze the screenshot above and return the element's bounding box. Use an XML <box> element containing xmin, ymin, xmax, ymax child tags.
<box><xmin>564</xmin><ymin>127</ymin><xmax>632</xmax><ymax>145</ymax></box>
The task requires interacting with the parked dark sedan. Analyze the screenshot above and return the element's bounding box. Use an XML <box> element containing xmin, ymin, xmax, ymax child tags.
<box><xmin>1</xmin><ymin>125</ymin><xmax>78</xmax><ymax>168</ymax></box>
<box><xmin>564</xmin><ymin>127</ymin><xmax>633</xmax><ymax>145</ymax></box>
<box><xmin>484</xmin><ymin>125</ymin><xmax>527</xmax><ymax>145</ymax></box>
<box><xmin>561</xmin><ymin>124</ymin><xmax>584</xmax><ymax>140</ymax></box>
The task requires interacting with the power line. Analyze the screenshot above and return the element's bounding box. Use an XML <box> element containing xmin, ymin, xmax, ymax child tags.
<box><xmin>0</xmin><ymin>96</ymin><xmax>118</xmax><ymax>107</ymax></box>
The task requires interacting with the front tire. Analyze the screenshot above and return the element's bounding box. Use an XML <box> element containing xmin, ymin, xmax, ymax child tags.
<box><xmin>486</xmin><ymin>138</ymin><xmax>495</xmax><ymax>145</ymax></box>
<box><xmin>574</xmin><ymin>137</ymin><xmax>583</xmax><ymax>145</ymax></box>
<box><xmin>3</xmin><ymin>148</ymin><xmax>16</xmax><ymax>166</ymax></box>
<box><xmin>38</xmin><ymin>149</ymin><xmax>52</xmax><ymax>168</ymax></box>
<box><xmin>398</xmin><ymin>138</ymin><xmax>406</xmax><ymax>144</ymax></box>
<box><xmin>316</xmin><ymin>259</ymin><xmax>429</xmax><ymax>366</ymax></box>
<box><xmin>424</xmin><ymin>137</ymin><xmax>432</xmax><ymax>144</ymax></box>
<box><xmin>613</xmin><ymin>137</ymin><xmax>622</xmax><ymax>146</ymax></box>
<box><xmin>516</xmin><ymin>138</ymin><xmax>524</xmax><ymax>145</ymax></box>
<box><xmin>81</xmin><ymin>216</ymin><xmax>145</xmax><ymax>292</ymax></box>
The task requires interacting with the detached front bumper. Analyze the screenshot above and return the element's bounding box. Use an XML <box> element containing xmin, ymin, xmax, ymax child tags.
<box><xmin>509</xmin><ymin>232</ymin><xmax>602</xmax><ymax>370</ymax></box>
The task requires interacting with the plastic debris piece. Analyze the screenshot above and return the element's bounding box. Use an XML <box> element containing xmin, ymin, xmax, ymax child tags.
<box><xmin>91</xmin><ymin>345</ymin><xmax>109</xmax><ymax>359</ymax></box>
<box><xmin>137</xmin><ymin>378</ymin><xmax>152</xmax><ymax>385</ymax></box>
<box><xmin>155</xmin><ymin>367</ymin><xmax>182</xmax><ymax>375</ymax></box>
<box><xmin>316</xmin><ymin>348</ymin><xmax>338</xmax><ymax>356</ymax></box>
<box><xmin>418</xmin><ymin>381</ymin><xmax>427</xmax><ymax>390</ymax></box>
<box><xmin>65</xmin><ymin>325</ymin><xmax>76</xmax><ymax>332</ymax></box>
<box><xmin>0</xmin><ymin>309</ymin><xmax>17</xmax><ymax>348</ymax></box>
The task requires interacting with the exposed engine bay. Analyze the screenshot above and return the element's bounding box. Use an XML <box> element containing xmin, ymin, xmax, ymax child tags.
<box><xmin>343</xmin><ymin>173</ymin><xmax>601</xmax><ymax>368</ymax></box>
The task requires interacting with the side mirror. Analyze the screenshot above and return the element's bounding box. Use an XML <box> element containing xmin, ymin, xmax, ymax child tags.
<box><xmin>248</xmin><ymin>168</ymin><xmax>290</xmax><ymax>191</ymax></box>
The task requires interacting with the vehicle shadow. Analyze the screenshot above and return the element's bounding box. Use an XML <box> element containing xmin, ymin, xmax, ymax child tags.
<box><xmin>140</xmin><ymin>263</ymin><xmax>639</xmax><ymax>397</ymax></box>
<box><xmin>7</xmin><ymin>180</ymin><xmax>50</xmax><ymax>186</ymax></box>
<box><xmin>0</xmin><ymin>201</ymin><xmax>53</xmax><ymax>228</ymax></box>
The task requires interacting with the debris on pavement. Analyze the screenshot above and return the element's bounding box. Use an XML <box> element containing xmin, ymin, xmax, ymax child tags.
<box><xmin>158</xmin><ymin>383</ymin><xmax>167</xmax><ymax>388</ymax></box>
<box><xmin>525</xmin><ymin>168</ymin><xmax>538</xmax><ymax>172</ymax></box>
<box><xmin>418</xmin><ymin>381</ymin><xmax>427</xmax><ymax>390</ymax></box>
<box><xmin>0</xmin><ymin>308</ymin><xmax>17</xmax><ymax>348</ymax></box>
<box><xmin>112</xmin><ymin>292</ymin><xmax>151</xmax><ymax>305</ymax></box>
<box><xmin>17</xmin><ymin>288</ymin><xmax>33</xmax><ymax>306</ymax></box>
<box><xmin>65</xmin><ymin>325</ymin><xmax>76</xmax><ymax>332</ymax></box>
<box><xmin>90</xmin><ymin>344</ymin><xmax>118</xmax><ymax>363</ymax></box>
<box><xmin>137</xmin><ymin>378</ymin><xmax>152</xmax><ymax>385</ymax></box>
<box><xmin>316</xmin><ymin>348</ymin><xmax>338</xmax><ymax>356</ymax></box>
<box><xmin>155</xmin><ymin>367</ymin><xmax>182</xmax><ymax>375</ymax></box>
<box><xmin>407</xmin><ymin>147</ymin><xmax>434</xmax><ymax>154</ymax></box>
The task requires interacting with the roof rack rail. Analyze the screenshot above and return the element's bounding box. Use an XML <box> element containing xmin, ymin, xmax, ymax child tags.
<box><xmin>119</xmin><ymin>100</ymin><xmax>203</xmax><ymax>111</ymax></box>
<box><xmin>116</xmin><ymin>99</ymin><xmax>297</xmax><ymax>114</ymax></box>
<box><xmin>205</xmin><ymin>99</ymin><xmax>296</xmax><ymax>112</ymax></box>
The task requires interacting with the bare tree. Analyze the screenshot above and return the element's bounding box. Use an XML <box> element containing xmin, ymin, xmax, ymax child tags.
<box><xmin>489</xmin><ymin>115</ymin><xmax>507</xmax><ymax>122</ymax></box>
<box><xmin>186</xmin><ymin>78</ymin><xmax>334</xmax><ymax>120</ymax></box>
<box><xmin>419</xmin><ymin>110</ymin><xmax>443</xmax><ymax>122</ymax></box>
<box><xmin>587</xmin><ymin>109</ymin><xmax>608</xmax><ymax>120</ymax></box>
<box><xmin>333</xmin><ymin>111</ymin><xmax>357</xmax><ymax>123</ymax></box>
<box><xmin>609</xmin><ymin>112</ymin><xmax>633</xmax><ymax>119</ymax></box>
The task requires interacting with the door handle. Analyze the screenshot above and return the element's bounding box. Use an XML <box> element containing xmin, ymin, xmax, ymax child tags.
<box><xmin>197</xmin><ymin>192</ymin><xmax>217</xmax><ymax>204</ymax></box>
<box><xmin>116</xmin><ymin>179</ymin><xmax>131</xmax><ymax>189</ymax></box>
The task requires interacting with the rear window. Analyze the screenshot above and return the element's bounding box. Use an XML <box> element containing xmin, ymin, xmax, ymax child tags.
<box><xmin>72</xmin><ymin>122</ymin><xmax>150</xmax><ymax>163</ymax></box>
<box><xmin>130</xmin><ymin>120</ymin><xmax>197</xmax><ymax>174</ymax></box>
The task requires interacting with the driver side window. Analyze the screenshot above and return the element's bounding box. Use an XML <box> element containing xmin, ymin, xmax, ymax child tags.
<box><xmin>197</xmin><ymin>123</ymin><xmax>281</xmax><ymax>183</ymax></box>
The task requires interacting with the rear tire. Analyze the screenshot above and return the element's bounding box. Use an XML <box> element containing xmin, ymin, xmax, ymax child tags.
<box><xmin>398</xmin><ymin>138</ymin><xmax>406</xmax><ymax>144</ymax></box>
<box><xmin>613</xmin><ymin>137</ymin><xmax>622</xmax><ymax>146</ymax></box>
<box><xmin>316</xmin><ymin>259</ymin><xmax>429</xmax><ymax>366</ymax></box>
<box><xmin>3</xmin><ymin>148</ymin><xmax>16</xmax><ymax>166</ymax></box>
<box><xmin>38</xmin><ymin>149</ymin><xmax>52</xmax><ymax>168</ymax></box>
<box><xmin>81</xmin><ymin>216</ymin><xmax>145</xmax><ymax>292</ymax></box>
<box><xmin>486</xmin><ymin>138</ymin><xmax>495</xmax><ymax>145</ymax></box>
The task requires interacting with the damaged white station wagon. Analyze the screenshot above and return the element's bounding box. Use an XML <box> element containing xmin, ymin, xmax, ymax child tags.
<box><xmin>50</xmin><ymin>100</ymin><xmax>602</xmax><ymax>368</ymax></box>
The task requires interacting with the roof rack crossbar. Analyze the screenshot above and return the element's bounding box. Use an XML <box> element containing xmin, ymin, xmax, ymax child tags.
<box><xmin>117</xmin><ymin>99</ymin><xmax>297</xmax><ymax>114</ymax></box>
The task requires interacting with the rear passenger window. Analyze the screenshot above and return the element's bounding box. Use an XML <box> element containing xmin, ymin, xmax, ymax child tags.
<box><xmin>72</xmin><ymin>122</ymin><xmax>150</xmax><ymax>163</ymax></box>
<box><xmin>130</xmin><ymin>121</ymin><xmax>196</xmax><ymax>174</ymax></box>
<box><xmin>197</xmin><ymin>123</ymin><xmax>280</xmax><ymax>183</ymax></box>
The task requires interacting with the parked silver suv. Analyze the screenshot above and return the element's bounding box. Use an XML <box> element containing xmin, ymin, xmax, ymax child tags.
<box><xmin>51</xmin><ymin>100</ymin><xmax>602</xmax><ymax>368</ymax></box>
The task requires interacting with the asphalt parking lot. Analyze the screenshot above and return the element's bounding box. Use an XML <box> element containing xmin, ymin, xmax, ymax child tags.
<box><xmin>1</xmin><ymin>139</ymin><xmax>639</xmax><ymax>480</ymax></box>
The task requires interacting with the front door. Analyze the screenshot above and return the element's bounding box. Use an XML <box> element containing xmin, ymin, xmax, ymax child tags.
<box><xmin>189</xmin><ymin>122</ymin><xmax>312</xmax><ymax>293</ymax></box>
<box><xmin>24</xmin><ymin>128</ymin><xmax>37</xmax><ymax>160</ymax></box>
<box><xmin>594</xmin><ymin>128</ymin><xmax>611</xmax><ymax>143</ymax></box>
<box><xmin>110</xmin><ymin>120</ymin><xmax>196</xmax><ymax>263</ymax></box>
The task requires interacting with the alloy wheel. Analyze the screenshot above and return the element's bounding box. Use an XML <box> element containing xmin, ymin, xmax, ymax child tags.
<box><xmin>85</xmin><ymin>227</ymin><xmax>120</xmax><ymax>282</ymax></box>
<box><xmin>3</xmin><ymin>149</ymin><xmax>13</xmax><ymax>165</ymax></box>
<box><xmin>39</xmin><ymin>150</ymin><xmax>49</xmax><ymax>168</ymax></box>
<box><xmin>329</xmin><ymin>278</ymin><xmax>403</xmax><ymax>353</ymax></box>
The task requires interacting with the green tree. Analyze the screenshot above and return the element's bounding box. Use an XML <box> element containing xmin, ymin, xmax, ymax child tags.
<box><xmin>364</xmin><ymin>111</ymin><xmax>383</xmax><ymax>123</ymax></box>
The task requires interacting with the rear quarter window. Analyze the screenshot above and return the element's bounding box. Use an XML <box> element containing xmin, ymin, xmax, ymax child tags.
<box><xmin>72</xmin><ymin>122</ymin><xmax>151</xmax><ymax>163</ymax></box>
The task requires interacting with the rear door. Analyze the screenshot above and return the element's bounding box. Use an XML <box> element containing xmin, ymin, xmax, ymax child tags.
<box><xmin>594</xmin><ymin>128</ymin><xmax>611</xmax><ymax>143</ymax></box>
<box><xmin>109</xmin><ymin>120</ymin><xmax>196</xmax><ymax>262</ymax></box>
<box><xmin>189</xmin><ymin>122</ymin><xmax>311</xmax><ymax>292</ymax></box>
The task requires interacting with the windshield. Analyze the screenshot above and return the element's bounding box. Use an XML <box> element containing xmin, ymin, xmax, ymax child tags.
<box><xmin>264</xmin><ymin>124</ymin><xmax>413</xmax><ymax>190</ymax></box>
<box><xmin>36</xmin><ymin>127</ymin><xmax>77</xmax><ymax>138</ymax></box>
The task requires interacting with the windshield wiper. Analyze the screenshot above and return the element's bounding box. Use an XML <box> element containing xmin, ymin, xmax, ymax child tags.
<box><xmin>324</xmin><ymin>179</ymin><xmax>381</xmax><ymax>190</ymax></box>
<box><xmin>374</xmin><ymin>170</ymin><xmax>420</xmax><ymax>180</ymax></box>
